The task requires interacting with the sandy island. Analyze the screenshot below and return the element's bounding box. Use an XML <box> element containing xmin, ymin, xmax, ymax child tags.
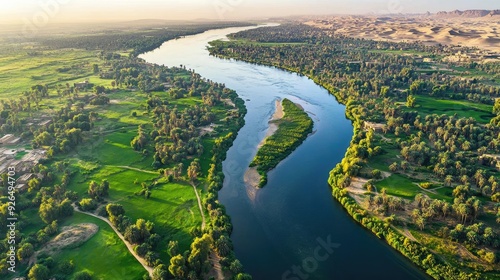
<box><xmin>244</xmin><ymin>99</ymin><xmax>284</xmax><ymax>188</ymax></box>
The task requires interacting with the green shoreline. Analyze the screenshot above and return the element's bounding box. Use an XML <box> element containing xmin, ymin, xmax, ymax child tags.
<box><xmin>208</xmin><ymin>45</ymin><xmax>481</xmax><ymax>279</ymax></box>
<box><xmin>249</xmin><ymin>98</ymin><xmax>313</xmax><ymax>188</ymax></box>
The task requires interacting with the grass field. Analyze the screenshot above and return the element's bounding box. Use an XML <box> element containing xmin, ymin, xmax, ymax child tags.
<box><xmin>0</xmin><ymin>24</ymin><xmax>246</xmax><ymax>279</ymax></box>
<box><xmin>56</xmin><ymin>212</ymin><xmax>147</xmax><ymax>280</ymax></box>
<box><xmin>65</xmin><ymin>112</ymin><xmax>202</xmax><ymax>258</ymax></box>
<box><xmin>0</xmin><ymin>47</ymin><xmax>100</xmax><ymax>99</ymax></box>
<box><xmin>412</xmin><ymin>95</ymin><xmax>494</xmax><ymax>124</ymax></box>
<box><xmin>376</xmin><ymin>174</ymin><xmax>421</xmax><ymax>199</ymax></box>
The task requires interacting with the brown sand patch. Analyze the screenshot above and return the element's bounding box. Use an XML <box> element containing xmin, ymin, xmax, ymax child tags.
<box><xmin>31</xmin><ymin>223</ymin><xmax>98</xmax><ymax>265</ymax></box>
<box><xmin>257</xmin><ymin>99</ymin><xmax>284</xmax><ymax>149</ymax></box>
<box><xmin>244</xmin><ymin>167</ymin><xmax>261</xmax><ymax>189</ymax></box>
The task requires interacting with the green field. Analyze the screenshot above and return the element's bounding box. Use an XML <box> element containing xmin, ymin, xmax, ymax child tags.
<box><xmin>56</xmin><ymin>212</ymin><xmax>146</xmax><ymax>280</ymax></box>
<box><xmin>376</xmin><ymin>174</ymin><xmax>421</xmax><ymax>199</ymax></box>
<box><xmin>412</xmin><ymin>95</ymin><xmax>494</xmax><ymax>123</ymax></box>
<box><xmin>63</xmin><ymin>98</ymin><xmax>204</xmax><ymax>257</ymax></box>
<box><xmin>0</xmin><ymin>47</ymin><xmax>101</xmax><ymax>99</ymax></box>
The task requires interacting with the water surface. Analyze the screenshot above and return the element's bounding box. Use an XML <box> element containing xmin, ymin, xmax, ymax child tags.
<box><xmin>140</xmin><ymin>25</ymin><xmax>429</xmax><ymax>280</ymax></box>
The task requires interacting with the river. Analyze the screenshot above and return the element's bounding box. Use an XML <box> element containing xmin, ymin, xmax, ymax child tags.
<box><xmin>140</xmin><ymin>25</ymin><xmax>429</xmax><ymax>280</ymax></box>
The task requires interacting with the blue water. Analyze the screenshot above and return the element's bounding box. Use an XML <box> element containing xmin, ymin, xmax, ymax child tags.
<box><xmin>140</xmin><ymin>25</ymin><xmax>429</xmax><ymax>280</ymax></box>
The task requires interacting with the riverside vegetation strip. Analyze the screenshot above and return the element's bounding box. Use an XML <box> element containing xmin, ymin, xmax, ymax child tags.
<box><xmin>249</xmin><ymin>98</ymin><xmax>313</xmax><ymax>187</ymax></box>
<box><xmin>209</xmin><ymin>23</ymin><xmax>500</xmax><ymax>279</ymax></box>
<box><xmin>0</xmin><ymin>22</ymin><xmax>252</xmax><ymax>279</ymax></box>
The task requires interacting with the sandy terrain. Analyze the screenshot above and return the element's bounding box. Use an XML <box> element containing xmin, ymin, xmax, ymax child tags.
<box><xmin>257</xmin><ymin>99</ymin><xmax>284</xmax><ymax>149</ymax></box>
<box><xmin>244</xmin><ymin>99</ymin><xmax>284</xmax><ymax>189</ymax></box>
<box><xmin>244</xmin><ymin>167</ymin><xmax>261</xmax><ymax>189</ymax></box>
<box><xmin>304</xmin><ymin>15</ymin><xmax>500</xmax><ymax>53</ymax></box>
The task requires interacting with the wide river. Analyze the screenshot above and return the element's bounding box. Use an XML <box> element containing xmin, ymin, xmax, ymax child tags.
<box><xmin>140</xmin><ymin>25</ymin><xmax>429</xmax><ymax>280</ymax></box>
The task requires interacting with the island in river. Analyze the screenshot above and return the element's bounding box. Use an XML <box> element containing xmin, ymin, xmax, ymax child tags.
<box><xmin>247</xmin><ymin>98</ymin><xmax>313</xmax><ymax>187</ymax></box>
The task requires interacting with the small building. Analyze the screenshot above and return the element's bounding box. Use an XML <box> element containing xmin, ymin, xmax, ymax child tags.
<box><xmin>38</xmin><ymin>120</ymin><xmax>52</xmax><ymax>127</ymax></box>
<box><xmin>74</xmin><ymin>80</ymin><xmax>94</xmax><ymax>89</ymax></box>
<box><xmin>16</xmin><ymin>184</ymin><xmax>28</xmax><ymax>193</ymax></box>
<box><xmin>364</xmin><ymin>121</ymin><xmax>387</xmax><ymax>132</ymax></box>
<box><xmin>3</xmin><ymin>149</ymin><xmax>17</xmax><ymax>159</ymax></box>
<box><xmin>0</xmin><ymin>134</ymin><xmax>17</xmax><ymax>145</ymax></box>
<box><xmin>17</xmin><ymin>173</ymin><xmax>36</xmax><ymax>184</ymax></box>
<box><xmin>162</xmin><ymin>83</ymin><xmax>173</xmax><ymax>91</ymax></box>
<box><xmin>479</xmin><ymin>154</ymin><xmax>500</xmax><ymax>171</ymax></box>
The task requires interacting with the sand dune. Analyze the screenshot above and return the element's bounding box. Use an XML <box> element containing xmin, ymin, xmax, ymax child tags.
<box><xmin>304</xmin><ymin>16</ymin><xmax>500</xmax><ymax>53</ymax></box>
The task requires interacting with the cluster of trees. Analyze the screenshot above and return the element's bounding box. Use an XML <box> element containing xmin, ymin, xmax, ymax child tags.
<box><xmin>77</xmin><ymin>180</ymin><xmax>110</xmax><ymax>211</ymax></box>
<box><xmin>150</xmin><ymin>104</ymin><xmax>211</xmax><ymax>166</ymax></box>
<box><xmin>106</xmin><ymin>204</ymin><xmax>161</xmax><ymax>267</ymax></box>
<box><xmin>210</xmin><ymin>23</ymin><xmax>500</xmax><ymax>278</ymax></box>
<box><xmin>27</xmin><ymin>258</ymin><xmax>91</xmax><ymax>280</ymax></box>
<box><xmin>40</xmin><ymin>22</ymin><xmax>252</xmax><ymax>57</ymax></box>
<box><xmin>250</xmin><ymin>99</ymin><xmax>313</xmax><ymax>187</ymax></box>
<box><xmin>368</xmin><ymin>189</ymin><xmax>406</xmax><ymax>215</ymax></box>
<box><xmin>32</xmin><ymin>109</ymin><xmax>98</xmax><ymax>156</ymax></box>
<box><xmin>0</xmin><ymin>22</ymin><xmax>254</xmax><ymax>279</ymax></box>
<box><xmin>0</xmin><ymin>163</ymin><xmax>80</xmax><ymax>276</ymax></box>
<box><xmin>152</xmin><ymin>105</ymin><xmax>249</xmax><ymax>279</ymax></box>
<box><xmin>329</xmin><ymin>166</ymin><xmax>479</xmax><ymax>279</ymax></box>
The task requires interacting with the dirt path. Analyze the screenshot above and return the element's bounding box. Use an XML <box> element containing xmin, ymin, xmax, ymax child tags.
<box><xmin>401</xmin><ymin>227</ymin><xmax>418</xmax><ymax>242</ymax></box>
<box><xmin>208</xmin><ymin>251</ymin><xmax>224</xmax><ymax>280</ymax></box>
<box><xmin>191</xmin><ymin>182</ymin><xmax>206</xmax><ymax>230</ymax></box>
<box><xmin>413</xmin><ymin>182</ymin><xmax>438</xmax><ymax>194</ymax></box>
<box><xmin>72</xmin><ymin>205</ymin><xmax>153</xmax><ymax>277</ymax></box>
<box><xmin>111</xmin><ymin>165</ymin><xmax>159</xmax><ymax>175</ymax></box>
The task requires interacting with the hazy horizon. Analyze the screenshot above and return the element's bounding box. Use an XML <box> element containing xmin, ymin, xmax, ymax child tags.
<box><xmin>0</xmin><ymin>0</ymin><xmax>499</xmax><ymax>25</ymax></box>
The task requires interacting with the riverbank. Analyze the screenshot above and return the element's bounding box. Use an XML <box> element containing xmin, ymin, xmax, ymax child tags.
<box><xmin>207</xmin><ymin>31</ymin><xmax>490</xmax><ymax>278</ymax></box>
<box><xmin>258</xmin><ymin>99</ymin><xmax>284</xmax><ymax>148</ymax></box>
<box><xmin>249</xmin><ymin>98</ymin><xmax>313</xmax><ymax>188</ymax></box>
<box><xmin>245</xmin><ymin>99</ymin><xmax>284</xmax><ymax>188</ymax></box>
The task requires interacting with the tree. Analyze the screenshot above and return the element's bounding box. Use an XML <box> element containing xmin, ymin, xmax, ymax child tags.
<box><xmin>28</xmin><ymin>264</ymin><xmax>50</xmax><ymax>280</ymax></box>
<box><xmin>494</xmin><ymin>98</ymin><xmax>500</xmax><ymax>115</ymax></box>
<box><xmin>58</xmin><ymin>260</ymin><xmax>75</xmax><ymax>275</ymax></box>
<box><xmin>39</xmin><ymin>198</ymin><xmax>59</xmax><ymax>224</ymax></box>
<box><xmin>169</xmin><ymin>254</ymin><xmax>187</xmax><ymax>278</ymax></box>
<box><xmin>412</xmin><ymin>209</ymin><xmax>427</xmax><ymax>230</ymax></box>
<box><xmin>406</xmin><ymin>95</ymin><xmax>416</xmax><ymax>108</ymax></box>
<box><xmin>215</xmin><ymin>235</ymin><xmax>232</xmax><ymax>257</ymax></box>
<box><xmin>59</xmin><ymin>199</ymin><xmax>74</xmax><ymax>218</ymax></box>
<box><xmin>17</xmin><ymin>243</ymin><xmax>34</xmax><ymax>262</ymax></box>
<box><xmin>79</xmin><ymin>198</ymin><xmax>97</xmax><ymax>211</ymax></box>
<box><xmin>187</xmin><ymin>159</ymin><xmax>201</xmax><ymax>182</ymax></box>
<box><xmin>400</xmin><ymin>161</ymin><xmax>409</xmax><ymax>171</ymax></box>
<box><xmin>167</xmin><ymin>240</ymin><xmax>179</xmax><ymax>257</ymax></box>
<box><xmin>235</xmin><ymin>273</ymin><xmax>253</xmax><ymax>280</ymax></box>
<box><xmin>74</xmin><ymin>270</ymin><xmax>93</xmax><ymax>280</ymax></box>
<box><xmin>106</xmin><ymin>203</ymin><xmax>125</xmax><ymax>217</ymax></box>
<box><xmin>88</xmin><ymin>180</ymin><xmax>109</xmax><ymax>200</ymax></box>
<box><xmin>152</xmin><ymin>264</ymin><xmax>169</xmax><ymax>280</ymax></box>
<box><xmin>484</xmin><ymin>252</ymin><xmax>497</xmax><ymax>264</ymax></box>
<box><xmin>230</xmin><ymin>259</ymin><xmax>243</xmax><ymax>274</ymax></box>
<box><xmin>389</xmin><ymin>162</ymin><xmax>398</xmax><ymax>172</ymax></box>
<box><xmin>445</xmin><ymin>175</ymin><xmax>453</xmax><ymax>187</ymax></box>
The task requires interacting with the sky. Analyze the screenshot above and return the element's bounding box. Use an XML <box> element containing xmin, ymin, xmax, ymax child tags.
<box><xmin>0</xmin><ymin>0</ymin><xmax>499</xmax><ymax>24</ymax></box>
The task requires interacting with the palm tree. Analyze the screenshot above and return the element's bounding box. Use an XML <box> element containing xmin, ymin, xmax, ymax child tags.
<box><xmin>445</xmin><ymin>175</ymin><xmax>453</xmax><ymax>187</ymax></box>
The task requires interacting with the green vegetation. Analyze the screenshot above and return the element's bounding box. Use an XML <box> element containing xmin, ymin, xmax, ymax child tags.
<box><xmin>376</xmin><ymin>174</ymin><xmax>420</xmax><ymax>199</ymax></box>
<box><xmin>0</xmin><ymin>21</ymin><xmax>251</xmax><ymax>279</ymax></box>
<box><xmin>250</xmin><ymin>99</ymin><xmax>313</xmax><ymax>187</ymax></box>
<box><xmin>55</xmin><ymin>213</ymin><xmax>146</xmax><ymax>280</ymax></box>
<box><xmin>209</xmin><ymin>23</ymin><xmax>500</xmax><ymax>279</ymax></box>
<box><xmin>412</xmin><ymin>95</ymin><xmax>494</xmax><ymax>124</ymax></box>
